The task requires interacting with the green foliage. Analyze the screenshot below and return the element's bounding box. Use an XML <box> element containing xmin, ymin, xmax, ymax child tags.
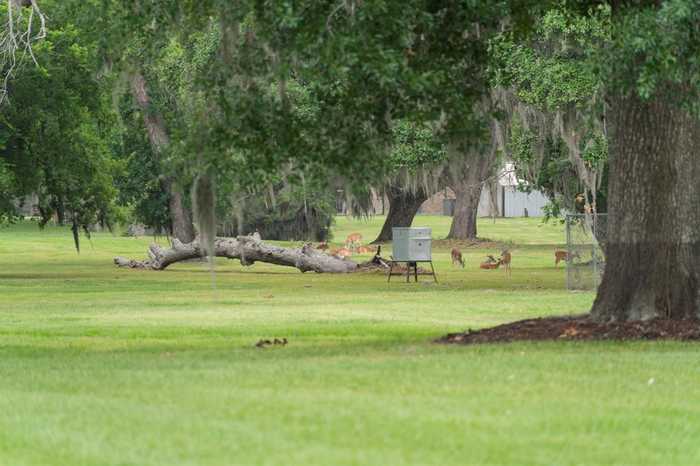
<box><xmin>112</xmin><ymin>99</ymin><xmax>171</xmax><ymax>234</ymax></box>
<box><xmin>508</xmin><ymin>118</ymin><xmax>538</xmax><ymax>169</ymax></box>
<box><xmin>491</xmin><ymin>6</ymin><xmax>608</xmax><ymax>110</ymax></box>
<box><xmin>389</xmin><ymin>120</ymin><xmax>445</xmax><ymax>171</ymax></box>
<box><xmin>0</xmin><ymin>159</ymin><xmax>16</xmax><ymax>223</ymax></box>
<box><xmin>581</xmin><ymin>130</ymin><xmax>608</xmax><ymax>169</ymax></box>
<box><xmin>508</xmin><ymin>116</ymin><xmax>607</xmax><ymax>220</ymax></box>
<box><xmin>113</xmin><ymin>1</ymin><xmax>512</xmax><ymax>190</ymax></box>
<box><xmin>3</xmin><ymin>0</ymin><xmax>697</xmax><ymax>244</ymax></box>
<box><xmin>221</xmin><ymin>180</ymin><xmax>336</xmax><ymax>242</ymax></box>
<box><xmin>0</xmin><ymin>11</ymin><xmax>120</xmax><ymax>246</ymax></box>
<box><xmin>492</xmin><ymin>5</ymin><xmax>611</xmax><ymax>219</ymax></box>
<box><xmin>609</xmin><ymin>0</ymin><xmax>700</xmax><ymax>108</ymax></box>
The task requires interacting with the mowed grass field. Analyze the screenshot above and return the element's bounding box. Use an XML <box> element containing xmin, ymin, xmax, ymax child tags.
<box><xmin>1</xmin><ymin>216</ymin><xmax>700</xmax><ymax>466</ymax></box>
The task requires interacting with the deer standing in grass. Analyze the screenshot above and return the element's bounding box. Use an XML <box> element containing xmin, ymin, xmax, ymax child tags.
<box><xmin>345</xmin><ymin>232</ymin><xmax>363</xmax><ymax>251</ymax></box>
<box><xmin>500</xmin><ymin>249</ymin><xmax>512</xmax><ymax>278</ymax></box>
<box><xmin>451</xmin><ymin>248</ymin><xmax>465</xmax><ymax>268</ymax></box>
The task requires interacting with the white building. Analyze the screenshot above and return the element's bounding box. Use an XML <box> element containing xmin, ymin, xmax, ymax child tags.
<box><xmin>419</xmin><ymin>163</ymin><xmax>550</xmax><ymax>217</ymax></box>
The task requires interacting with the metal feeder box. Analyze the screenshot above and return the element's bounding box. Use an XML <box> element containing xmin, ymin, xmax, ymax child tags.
<box><xmin>392</xmin><ymin>227</ymin><xmax>432</xmax><ymax>262</ymax></box>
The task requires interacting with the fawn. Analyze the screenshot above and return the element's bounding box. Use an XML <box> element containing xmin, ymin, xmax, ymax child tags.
<box><xmin>451</xmin><ymin>248</ymin><xmax>465</xmax><ymax>268</ymax></box>
<box><xmin>345</xmin><ymin>232</ymin><xmax>363</xmax><ymax>250</ymax></box>
<box><xmin>480</xmin><ymin>255</ymin><xmax>501</xmax><ymax>270</ymax></box>
<box><xmin>331</xmin><ymin>247</ymin><xmax>352</xmax><ymax>258</ymax></box>
<box><xmin>500</xmin><ymin>249</ymin><xmax>512</xmax><ymax>277</ymax></box>
<box><xmin>554</xmin><ymin>250</ymin><xmax>579</xmax><ymax>267</ymax></box>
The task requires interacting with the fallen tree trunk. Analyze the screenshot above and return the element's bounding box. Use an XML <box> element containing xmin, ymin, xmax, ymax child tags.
<box><xmin>114</xmin><ymin>236</ymin><xmax>358</xmax><ymax>273</ymax></box>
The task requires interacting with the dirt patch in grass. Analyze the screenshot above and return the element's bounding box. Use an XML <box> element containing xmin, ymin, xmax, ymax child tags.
<box><xmin>437</xmin><ymin>315</ymin><xmax>700</xmax><ymax>344</ymax></box>
<box><xmin>354</xmin><ymin>261</ymin><xmax>428</xmax><ymax>274</ymax></box>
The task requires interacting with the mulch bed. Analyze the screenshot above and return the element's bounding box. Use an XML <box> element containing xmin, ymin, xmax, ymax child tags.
<box><xmin>437</xmin><ymin>315</ymin><xmax>700</xmax><ymax>345</ymax></box>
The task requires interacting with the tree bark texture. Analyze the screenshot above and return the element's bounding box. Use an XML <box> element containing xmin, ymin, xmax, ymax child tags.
<box><xmin>166</xmin><ymin>184</ymin><xmax>195</xmax><ymax>244</ymax></box>
<box><xmin>129</xmin><ymin>71</ymin><xmax>195</xmax><ymax>243</ymax></box>
<box><xmin>114</xmin><ymin>235</ymin><xmax>358</xmax><ymax>273</ymax></box>
<box><xmin>372</xmin><ymin>183</ymin><xmax>428</xmax><ymax>243</ymax></box>
<box><xmin>445</xmin><ymin>139</ymin><xmax>498</xmax><ymax>240</ymax></box>
<box><xmin>591</xmin><ymin>88</ymin><xmax>700</xmax><ymax>321</ymax></box>
<box><xmin>448</xmin><ymin>180</ymin><xmax>483</xmax><ymax>240</ymax></box>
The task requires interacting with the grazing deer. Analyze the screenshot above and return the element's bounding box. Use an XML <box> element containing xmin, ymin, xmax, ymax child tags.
<box><xmin>356</xmin><ymin>245</ymin><xmax>376</xmax><ymax>254</ymax></box>
<box><xmin>554</xmin><ymin>250</ymin><xmax>579</xmax><ymax>267</ymax></box>
<box><xmin>480</xmin><ymin>254</ymin><xmax>501</xmax><ymax>270</ymax></box>
<box><xmin>451</xmin><ymin>248</ymin><xmax>465</xmax><ymax>268</ymax></box>
<box><xmin>345</xmin><ymin>232</ymin><xmax>363</xmax><ymax>250</ymax></box>
<box><xmin>500</xmin><ymin>249</ymin><xmax>512</xmax><ymax>277</ymax></box>
<box><xmin>331</xmin><ymin>247</ymin><xmax>352</xmax><ymax>258</ymax></box>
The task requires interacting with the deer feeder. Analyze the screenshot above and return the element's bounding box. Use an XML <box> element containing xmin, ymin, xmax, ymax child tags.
<box><xmin>388</xmin><ymin>227</ymin><xmax>437</xmax><ymax>283</ymax></box>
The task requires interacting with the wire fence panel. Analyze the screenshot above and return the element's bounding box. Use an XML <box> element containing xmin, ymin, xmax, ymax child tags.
<box><xmin>566</xmin><ymin>214</ymin><xmax>608</xmax><ymax>291</ymax></box>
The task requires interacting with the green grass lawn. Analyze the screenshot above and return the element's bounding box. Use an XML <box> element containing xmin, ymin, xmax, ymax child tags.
<box><xmin>1</xmin><ymin>217</ymin><xmax>699</xmax><ymax>466</ymax></box>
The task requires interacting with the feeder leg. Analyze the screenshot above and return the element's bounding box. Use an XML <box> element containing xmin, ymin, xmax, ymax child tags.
<box><xmin>430</xmin><ymin>261</ymin><xmax>438</xmax><ymax>283</ymax></box>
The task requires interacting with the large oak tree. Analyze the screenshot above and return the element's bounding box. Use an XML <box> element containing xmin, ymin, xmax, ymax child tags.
<box><xmin>590</xmin><ymin>0</ymin><xmax>700</xmax><ymax>321</ymax></box>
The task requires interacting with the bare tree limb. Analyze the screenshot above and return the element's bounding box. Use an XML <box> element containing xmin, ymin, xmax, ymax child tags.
<box><xmin>0</xmin><ymin>0</ymin><xmax>46</xmax><ymax>104</ymax></box>
<box><xmin>114</xmin><ymin>235</ymin><xmax>359</xmax><ymax>273</ymax></box>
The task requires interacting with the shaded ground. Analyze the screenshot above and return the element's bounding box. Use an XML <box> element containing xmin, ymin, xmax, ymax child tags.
<box><xmin>438</xmin><ymin>315</ymin><xmax>700</xmax><ymax>344</ymax></box>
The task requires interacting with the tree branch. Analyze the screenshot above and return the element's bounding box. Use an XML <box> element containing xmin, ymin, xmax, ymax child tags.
<box><xmin>114</xmin><ymin>235</ymin><xmax>359</xmax><ymax>273</ymax></box>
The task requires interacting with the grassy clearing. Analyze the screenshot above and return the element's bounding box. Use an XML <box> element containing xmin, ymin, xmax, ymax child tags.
<box><xmin>1</xmin><ymin>217</ymin><xmax>699</xmax><ymax>466</ymax></box>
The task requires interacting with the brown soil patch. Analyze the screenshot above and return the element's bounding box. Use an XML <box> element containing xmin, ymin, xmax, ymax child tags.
<box><xmin>437</xmin><ymin>315</ymin><xmax>700</xmax><ymax>345</ymax></box>
<box><xmin>354</xmin><ymin>261</ymin><xmax>427</xmax><ymax>274</ymax></box>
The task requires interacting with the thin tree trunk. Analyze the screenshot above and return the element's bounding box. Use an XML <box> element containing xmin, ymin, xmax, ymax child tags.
<box><xmin>129</xmin><ymin>71</ymin><xmax>195</xmax><ymax>243</ymax></box>
<box><xmin>591</xmin><ymin>88</ymin><xmax>700</xmax><ymax>322</ymax></box>
<box><xmin>372</xmin><ymin>183</ymin><xmax>427</xmax><ymax>243</ymax></box>
<box><xmin>167</xmin><ymin>184</ymin><xmax>195</xmax><ymax>243</ymax></box>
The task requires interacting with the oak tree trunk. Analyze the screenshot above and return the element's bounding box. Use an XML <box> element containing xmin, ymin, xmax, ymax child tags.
<box><xmin>591</xmin><ymin>88</ymin><xmax>700</xmax><ymax>321</ymax></box>
<box><xmin>448</xmin><ymin>181</ymin><xmax>483</xmax><ymax>240</ymax></box>
<box><xmin>372</xmin><ymin>184</ymin><xmax>428</xmax><ymax>243</ymax></box>
<box><xmin>446</xmin><ymin>140</ymin><xmax>498</xmax><ymax>240</ymax></box>
<box><xmin>129</xmin><ymin>71</ymin><xmax>195</xmax><ymax>243</ymax></box>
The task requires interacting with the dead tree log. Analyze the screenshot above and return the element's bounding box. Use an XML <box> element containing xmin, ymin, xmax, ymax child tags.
<box><xmin>114</xmin><ymin>236</ymin><xmax>358</xmax><ymax>273</ymax></box>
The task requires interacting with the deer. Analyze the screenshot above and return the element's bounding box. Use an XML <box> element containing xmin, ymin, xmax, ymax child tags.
<box><xmin>554</xmin><ymin>250</ymin><xmax>579</xmax><ymax>267</ymax></box>
<box><xmin>330</xmin><ymin>247</ymin><xmax>352</xmax><ymax>258</ymax></box>
<box><xmin>500</xmin><ymin>249</ymin><xmax>512</xmax><ymax>277</ymax></box>
<box><xmin>480</xmin><ymin>255</ymin><xmax>501</xmax><ymax>270</ymax></box>
<box><xmin>345</xmin><ymin>232</ymin><xmax>363</xmax><ymax>251</ymax></box>
<box><xmin>356</xmin><ymin>245</ymin><xmax>376</xmax><ymax>254</ymax></box>
<box><xmin>451</xmin><ymin>248</ymin><xmax>465</xmax><ymax>268</ymax></box>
